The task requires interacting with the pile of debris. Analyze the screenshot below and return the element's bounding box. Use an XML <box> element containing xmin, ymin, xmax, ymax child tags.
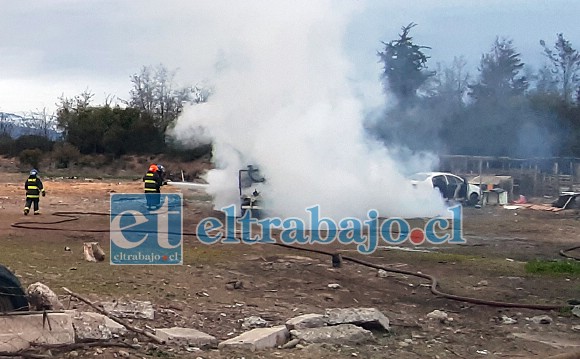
<box><xmin>503</xmin><ymin>192</ymin><xmax>580</xmax><ymax>212</ymax></box>
<box><xmin>1</xmin><ymin>282</ymin><xmax>391</xmax><ymax>356</ymax></box>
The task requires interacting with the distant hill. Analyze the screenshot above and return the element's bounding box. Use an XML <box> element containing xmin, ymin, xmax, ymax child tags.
<box><xmin>0</xmin><ymin>112</ymin><xmax>62</xmax><ymax>140</ymax></box>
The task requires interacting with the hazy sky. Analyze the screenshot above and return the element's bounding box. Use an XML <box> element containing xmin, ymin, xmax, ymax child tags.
<box><xmin>0</xmin><ymin>0</ymin><xmax>578</xmax><ymax>114</ymax></box>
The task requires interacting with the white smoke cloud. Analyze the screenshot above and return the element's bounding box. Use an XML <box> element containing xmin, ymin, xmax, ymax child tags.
<box><xmin>170</xmin><ymin>0</ymin><xmax>447</xmax><ymax>222</ymax></box>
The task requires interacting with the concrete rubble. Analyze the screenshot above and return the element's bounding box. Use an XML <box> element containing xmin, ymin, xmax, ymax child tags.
<box><xmin>325</xmin><ymin>307</ymin><xmax>390</xmax><ymax>331</ymax></box>
<box><xmin>65</xmin><ymin>310</ymin><xmax>127</xmax><ymax>340</ymax></box>
<box><xmin>290</xmin><ymin>324</ymin><xmax>375</xmax><ymax>345</ymax></box>
<box><xmin>101</xmin><ymin>300</ymin><xmax>155</xmax><ymax>320</ymax></box>
<box><xmin>500</xmin><ymin>315</ymin><xmax>518</xmax><ymax>325</ymax></box>
<box><xmin>0</xmin><ymin>313</ymin><xmax>75</xmax><ymax>352</ymax></box>
<box><xmin>426</xmin><ymin>310</ymin><xmax>448</xmax><ymax>322</ymax></box>
<box><xmin>241</xmin><ymin>315</ymin><xmax>269</xmax><ymax>329</ymax></box>
<box><xmin>0</xmin><ymin>301</ymin><xmax>394</xmax><ymax>355</ymax></box>
<box><xmin>285</xmin><ymin>313</ymin><xmax>327</xmax><ymax>330</ymax></box>
<box><xmin>530</xmin><ymin>315</ymin><xmax>552</xmax><ymax>325</ymax></box>
<box><xmin>155</xmin><ymin>327</ymin><xmax>218</xmax><ymax>348</ymax></box>
<box><xmin>572</xmin><ymin>305</ymin><xmax>580</xmax><ymax>318</ymax></box>
<box><xmin>218</xmin><ymin>326</ymin><xmax>289</xmax><ymax>351</ymax></box>
<box><xmin>0</xmin><ymin>335</ymin><xmax>29</xmax><ymax>353</ymax></box>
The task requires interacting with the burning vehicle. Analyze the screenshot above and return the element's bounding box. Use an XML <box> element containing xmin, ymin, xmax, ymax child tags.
<box><xmin>166</xmin><ymin>164</ymin><xmax>266</xmax><ymax>217</ymax></box>
<box><xmin>410</xmin><ymin>172</ymin><xmax>481</xmax><ymax>206</ymax></box>
<box><xmin>238</xmin><ymin>165</ymin><xmax>265</xmax><ymax>217</ymax></box>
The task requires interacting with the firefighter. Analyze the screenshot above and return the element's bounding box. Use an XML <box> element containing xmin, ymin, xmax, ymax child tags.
<box><xmin>156</xmin><ymin>164</ymin><xmax>167</xmax><ymax>183</ymax></box>
<box><xmin>24</xmin><ymin>169</ymin><xmax>45</xmax><ymax>215</ymax></box>
<box><xmin>143</xmin><ymin>164</ymin><xmax>162</xmax><ymax>210</ymax></box>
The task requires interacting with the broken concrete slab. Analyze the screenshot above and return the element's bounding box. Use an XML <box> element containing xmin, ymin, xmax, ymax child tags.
<box><xmin>101</xmin><ymin>300</ymin><xmax>155</xmax><ymax>320</ymax></box>
<box><xmin>102</xmin><ymin>316</ymin><xmax>127</xmax><ymax>335</ymax></box>
<box><xmin>0</xmin><ymin>313</ymin><xmax>74</xmax><ymax>349</ymax></box>
<box><xmin>286</xmin><ymin>313</ymin><xmax>327</xmax><ymax>330</ymax></box>
<box><xmin>426</xmin><ymin>310</ymin><xmax>448</xmax><ymax>322</ymax></box>
<box><xmin>511</xmin><ymin>332</ymin><xmax>580</xmax><ymax>349</ymax></box>
<box><xmin>530</xmin><ymin>315</ymin><xmax>552</xmax><ymax>325</ymax></box>
<box><xmin>290</xmin><ymin>324</ymin><xmax>374</xmax><ymax>345</ymax></box>
<box><xmin>65</xmin><ymin>310</ymin><xmax>127</xmax><ymax>340</ymax></box>
<box><xmin>218</xmin><ymin>326</ymin><xmax>289</xmax><ymax>351</ymax></box>
<box><xmin>0</xmin><ymin>334</ymin><xmax>30</xmax><ymax>353</ymax></box>
<box><xmin>572</xmin><ymin>305</ymin><xmax>580</xmax><ymax>318</ymax></box>
<box><xmin>325</xmin><ymin>307</ymin><xmax>390</xmax><ymax>331</ymax></box>
<box><xmin>155</xmin><ymin>327</ymin><xmax>218</xmax><ymax>348</ymax></box>
<box><xmin>241</xmin><ymin>316</ymin><xmax>269</xmax><ymax>329</ymax></box>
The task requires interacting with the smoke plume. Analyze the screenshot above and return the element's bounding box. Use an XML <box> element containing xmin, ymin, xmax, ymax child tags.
<box><xmin>169</xmin><ymin>1</ymin><xmax>447</xmax><ymax>222</ymax></box>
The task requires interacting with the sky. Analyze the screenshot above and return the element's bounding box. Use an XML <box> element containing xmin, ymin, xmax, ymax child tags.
<box><xmin>0</xmin><ymin>0</ymin><xmax>579</xmax><ymax>115</ymax></box>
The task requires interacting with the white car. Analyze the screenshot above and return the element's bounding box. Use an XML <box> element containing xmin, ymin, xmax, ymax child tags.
<box><xmin>409</xmin><ymin>172</ymin><xmax>481</xmax><ymax>205</ymax></box>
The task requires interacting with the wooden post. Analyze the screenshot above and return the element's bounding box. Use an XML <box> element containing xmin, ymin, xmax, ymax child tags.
<box><xmin>576</xmin><ymin>162</ymin><xmax>580</xmax><ymax>192</ymax></box>
<box><xmin>554</xmin><ymin>161</ymin><xmax>560</xmax><ymax>196</ymax></box>
<box><xmin>568</xmin><ymin>160</ymin><xmax>576</xmax><ymax>192</ymax></box>
<box><xmin>533</xmin><ymin>163</ymin><xmax>538</xmax><ymax>197</ymax></box>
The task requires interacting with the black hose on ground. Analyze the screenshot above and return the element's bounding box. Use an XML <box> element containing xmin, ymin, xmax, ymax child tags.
<box><xmin>271</xmin><ymin>242</ymin><xmax>569</xmax><ymax>311</ymax></box>
<box><xmin>9</xmin><ymin>211</ymin><xmax>575</xmax><ymax>311</ymax></box>
<box><xmin>560</xmin><ymin>245</ymin><xmax>580</xmax><ymax>261</ymax></box>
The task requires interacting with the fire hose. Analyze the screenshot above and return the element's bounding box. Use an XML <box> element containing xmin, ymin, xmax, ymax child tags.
<box><xmin>10</xmin><ymin>211</ymin><xmax>577</xmax><ymax>311</ymax></box>
<box><xmin>560</xmin><ymin>245</ymin><xmax>580</xmax><ymax>261</ymax></box>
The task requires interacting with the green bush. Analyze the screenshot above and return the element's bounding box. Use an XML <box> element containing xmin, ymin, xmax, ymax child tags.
<box><xmin>166</xmin><ymin>143</ymin><xmax>212</xmax><ymax>162</ymax></box>
<box><xmin>19</xmin><ymin>148</ymin><xmax>43</xmax><ymax>169</ymax></box>
<box><xmin>12</xmin><ymin>135</ymin><xmax>53</xmax><ymax>157</ymax></box>
<box><xmin>52</xmin><ymin>142</ymin><xmax>81</xmax><ymax>168</ymax></box>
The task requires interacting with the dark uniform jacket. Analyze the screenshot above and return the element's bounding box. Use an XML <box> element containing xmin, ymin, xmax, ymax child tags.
<box><xmin>25</xmin><ymin>176</ymin><xmax>44</xmax><ymax>198</ymax></box>
<box><xmin>143</xmin><ymin>171</ymin><xmax>162</xmax><ymax>193</ymax></box>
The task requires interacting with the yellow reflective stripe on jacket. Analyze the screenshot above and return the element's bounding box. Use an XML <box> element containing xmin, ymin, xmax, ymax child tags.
<box><xmin>26</xmin><ymin>176</ymin><xmax>42</xmax><ymax>197</ymax></box>
<box><xmin>144</xmin><ymin>172</ymin><xmax>159</xmax><ymax>191</ymax></box>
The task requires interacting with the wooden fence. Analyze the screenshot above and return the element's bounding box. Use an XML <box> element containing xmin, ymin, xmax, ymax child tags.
<box><xmin>439</xmin><ymin>155</ymin><xmax>580</xmax><ymax>197</ymax></box>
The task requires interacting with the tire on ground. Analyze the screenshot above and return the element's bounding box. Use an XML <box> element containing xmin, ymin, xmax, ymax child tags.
<box><xmin>468</xmin><ymin>192</ymin><xmax>479</xmax><ymax>206</ymax></box>
<box><xmin>0</xmin><ymin>264</ymin><xmax>29</xmax><ymax>312</ymax></box>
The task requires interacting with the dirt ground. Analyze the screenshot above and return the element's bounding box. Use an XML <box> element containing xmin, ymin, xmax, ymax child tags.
<box><xmin>0</xmin><ymin>172</ymin><xmax>579</xmax><ymax>359</ymax></box>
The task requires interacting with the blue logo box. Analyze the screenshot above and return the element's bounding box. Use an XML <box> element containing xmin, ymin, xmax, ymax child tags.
<box><xmin>110</xmin><ymin>193</ymin><xmax>183</xmax><ymax>265</ymax></box>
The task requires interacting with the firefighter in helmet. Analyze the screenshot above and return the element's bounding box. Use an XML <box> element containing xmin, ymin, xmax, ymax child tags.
<box><xmin>143</xmin><ymin>164</ymin><xmax>162</xmax><ymax>210</ymax></box>
<box><xmin>156</xmin><ymin>164</ymin><xmax>166</xmax><ymax>183</ymax></box>
<box><xmin>24</xmin><ymin>169</ymin><xmax>45</xmax><ymax>215</ymax></box>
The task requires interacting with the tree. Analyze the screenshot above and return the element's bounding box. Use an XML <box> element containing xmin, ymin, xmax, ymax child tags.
<box><xmin>540</xmin><ymin>33</ymin><xmax>580</xmax><ymax>104</ymax></box>
<box><xmin>128</xmin><ymin>64</ymin><xmax>201</xmax><ymax>134</ymax></box>
<box><xmin>377</xmin><ymin>23</ymin><xmax>435</xmax><ymax>103</ymax></box>
<box><xmin>0</xmin><ymin>112</ymin><xmax>13</xmax><ymax>137</ymax></box>
<box><xmin>423</xmin><ymin>57</ymin><xmax>471</xmax><ymax>154</ymax></box>
<box><xmin>28</xmin><ymin>107</ymin><xmax>56</xmax><ymax>138</ymax></box>
<box><xmin>55</xmin><ymin>91</ymin><xmax>165</xmax><ymax>157</ymax></box>
<box><xmin>469</xmin><ymin>37</ymin><xmax>528</xmax><ymax>102</ymax></box>
<box><xmin>430</xmin><ymin>56</ymin><xmax>470</xmax><ymax>106</ymax></box>
<box><xmin>534</xmin><ymin>65</ymin><xmax>559</xmax><ymax>96</ymax></box>
<box><xmin>56</xmin><ymin>90</ymin><xmax>95</xmax><ymax>140</ymax></box>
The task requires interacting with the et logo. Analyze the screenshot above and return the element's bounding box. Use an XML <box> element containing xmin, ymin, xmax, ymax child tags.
<box><xmin>110</xmin><ymin>193</ymin><xmax>183</xmax><ymax>265</ymax></box>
